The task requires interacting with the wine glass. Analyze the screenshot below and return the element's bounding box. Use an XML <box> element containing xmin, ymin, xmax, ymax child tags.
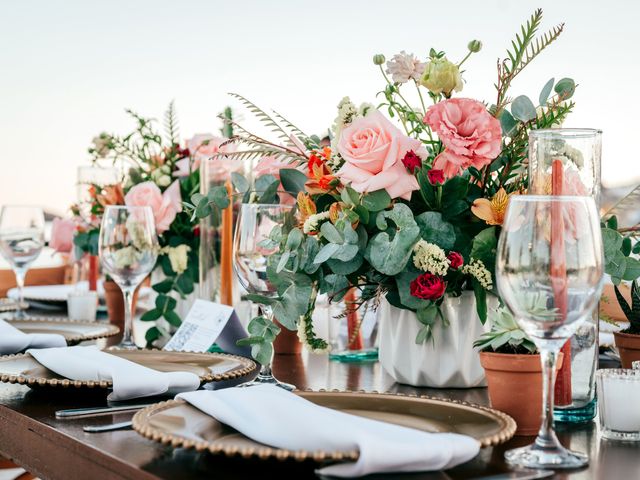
<box><xmin>0</xmin><ymin>206</ymin><xmax>45</xmax><ymax>319</ymax></box>
<box><xmin>497</xmin><ymin>195</ymin><xmax>603</xmax><ymax>469</ymax></box>
<box><xmin>233</xmin><ymin>203</ymin><xmax>295</xmax><ymax>390</ymax></box>
<box><xmin>99</xmin><ymin>206</ymin><xmax>158</xmax><ymax>349</ymax></box>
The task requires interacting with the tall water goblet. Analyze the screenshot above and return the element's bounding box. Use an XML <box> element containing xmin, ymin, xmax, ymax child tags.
<box><xmin>0</xmin><ymin>206</ymin><xmax>45</xmax><ymax>319</ymax></box>
<box><xmin>99</xmin><ymin>206</ymin><xmax>158</xmax><ymax>349</ymax></box>
<box><xmin>233</xmin><ymin>203</ymin><xmax>295</xmax><ymax>390</ymax></box>
<box><xmin>497</xmin><ymin>195</ymin><xmax>603</xmax><ymax>469</ymax></box>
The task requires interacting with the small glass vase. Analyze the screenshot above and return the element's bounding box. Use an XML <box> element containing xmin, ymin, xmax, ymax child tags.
<box><xmin>528</xmin><ymin>128</ymin><xmax>602</xmax><ymax>423</ymax></box>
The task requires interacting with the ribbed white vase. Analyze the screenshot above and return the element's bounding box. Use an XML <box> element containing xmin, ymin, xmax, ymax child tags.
<box><xmin>378</xmin><ymin>291</ymin><xmax>494</xmax><ymax>388</ymax></box>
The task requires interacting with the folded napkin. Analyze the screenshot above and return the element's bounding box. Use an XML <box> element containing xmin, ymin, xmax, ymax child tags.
<box><xmin>177</xmin><ymin>385</ymin><xmax>480</xmax><ymax>477</ymax></box>
<box><xmin>28</xmin><ymin>346</ymin><xmax>200</xmax><ymax>401</ymax></box>
<box><xmin>0</xmin><ymin>318</ymin><xmax>66</xmax><ymax>355</ymax></box>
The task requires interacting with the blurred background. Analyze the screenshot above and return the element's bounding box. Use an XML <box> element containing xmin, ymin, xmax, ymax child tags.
<box><xmin>1</xmin><ymin>0</ymin><xmax>638</xmax><ymax>219</ymax></box>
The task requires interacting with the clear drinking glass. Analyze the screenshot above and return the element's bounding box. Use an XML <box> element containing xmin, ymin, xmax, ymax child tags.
<box><xmin>529</xmin><ymin>128</ymin><xmax>602</xmax><ymax>422</ymax></box>
<box><xmin>99</xmin><ymin>206</ymin><xmax>158</xmax><ymax>349</ymax></box>
<box><xmin>233</xmin><ymin>203</ymin><xmax>295</xmax><ymax>390</ymax></box>
<box><xmin>497</xmin><ymin>196</ymin><xmax>603</xmax><ymax>469</ymax></box>
<box><xmin>0</xmin><ymin>206</ymin><xmax>45</xmax><ymax>319</ymax></box>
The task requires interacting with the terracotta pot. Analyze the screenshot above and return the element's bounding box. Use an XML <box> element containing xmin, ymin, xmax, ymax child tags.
<box><xmin>273</xmin><ymin>319</ymin><xmax>302</xmax><ymax>355</ymax></box>
<box><xmin>480</xmin><ymin>351</ymin><xmax>564</xmax><ymax>436</ymax></box>
<box><xmin>103</xmin><ymin>281</ymin><xmax>140</xmax><ymax>331</ymax></box>
<box><xmin>614</xmin><ymin>331</ymin><xmax>640</xmax><ymax>368</ymax></box>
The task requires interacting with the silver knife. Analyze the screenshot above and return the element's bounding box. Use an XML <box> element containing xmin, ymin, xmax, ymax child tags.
<box><xmin>83</xmin><ymin>421</ymin><xmax>133</xmax><ymax>433</ymax></box>
<box><xmin>55</xmin><ymin>404</ymin><xmax>153</xmax><ymax>418</ymax></box>
<box><xmin>474</xmin><ymin>471</ymin><xmax>554</xmax><ymax>480</ymax></box>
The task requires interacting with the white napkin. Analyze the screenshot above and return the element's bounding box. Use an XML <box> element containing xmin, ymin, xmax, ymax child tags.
<box><xmin>177</xmin><ymin>385</ymin><xmax>480</xmax><ymax>477</ymax></box>
<box><xmin>0</xmin><ymin>318</ymin><xmax>66</xmax><ymax>354</ymax></box>
<box><xmin>28</xmin><ymin>346</ymin><xmax>201</xmax><ymax>401</ymax></box>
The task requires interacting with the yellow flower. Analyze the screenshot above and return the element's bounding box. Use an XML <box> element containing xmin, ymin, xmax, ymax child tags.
<box><xmin>420</xmin><ymin>58</ymin><xmax>463</xmax><ymax>97</ymax></box>
<box><xmin>471</xmin><ymin>188</ymin><xmax>512</xmax><ymax>225</ymax></box>
<box><xmin>297</xmin><ymin>192</ymin><xmax>316</xmax><ymax>225</ymax></box>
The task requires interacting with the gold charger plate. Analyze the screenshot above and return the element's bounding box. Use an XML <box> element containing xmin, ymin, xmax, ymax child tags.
<box><xmin>0</xmin><ymin>349</ymin><xmax>256</xmax><ymax>389</ymax></box>
<box><xmin>132</xmin><ymin>390</ymin><xmax>516</xmax><ymax>463</ymax></box>
<box><xmin>0</xmin><ymin>298</ymin><xmax>28</xmax><ymax>312</ymax></box>
<box><xmin>6</xmin><ymin>317</ymin><xmax>120</xmax><ymax>345</ymax></box>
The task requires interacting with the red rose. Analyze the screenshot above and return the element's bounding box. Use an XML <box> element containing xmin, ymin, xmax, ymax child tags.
<box><xmin>410</xmin><ymin>273</ymin><xmax>446</xmax><ymax>300</ymax></box>
<box><xmin>427</xmin><ymin>169</ymin><xmax>445</xmax><ymax>185</ymax></box>
<box><xmin>401</xmin><ymin>150</ymin><xmax>422</xmax><ymax>173</ymax></box>
<box><xmin>447</xmin><ymin>251</ymin><xmax>464</xmax><ymax>269</ymax></box>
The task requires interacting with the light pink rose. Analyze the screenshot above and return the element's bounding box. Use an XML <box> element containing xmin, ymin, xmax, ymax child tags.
<box><xmin>124</xmin><ymin>181</ymin><xmax>182</xmax><ymax>234</ymax></box>
<box><xmin>50</xmin><ymin>218</ymin><xmax>76</xmax><ymax>253</ymax></box>
<box><xmin>336</xmin><ymin>110</ymin><xmax>421</xmax><ymax>200</ymax></box>
<box><xmin>424</xmin><ymin>98</ymin><xmax>502</xmax><ymax>178</ymax></box>
<box><xmin>185</xmin><ymin>134</ymin><xmax>240</xmax><ymax>182</ymax></box>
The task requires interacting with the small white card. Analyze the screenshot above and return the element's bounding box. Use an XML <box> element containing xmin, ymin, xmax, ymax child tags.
<box><xmin>163</xmin><ymin>300</ymin><xmax>249</xmax><ymax>356</ymax></box>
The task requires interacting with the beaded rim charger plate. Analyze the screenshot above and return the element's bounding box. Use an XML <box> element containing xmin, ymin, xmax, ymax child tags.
<box><xmin>132</xmin><ymin>390</ymin><xmax>516</xmax><ymax>463</ymax></box>
<box><xmin>0</xmin><ymin>349</ymin><xmax>256</xmax><ymax>389</ymax></box>
<box><xmin>5</xmin><ymin>317</ymin><xmax>120</xmax><ymax>345</ymax></box>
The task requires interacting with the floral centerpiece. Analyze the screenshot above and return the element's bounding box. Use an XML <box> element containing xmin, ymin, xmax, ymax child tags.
<box><xmin>192</xmin><ymin>10</ymin><xmax>576</xmax><ymax>380</ymax></box>
<box><xmin>74</xmin><ymin>102</ymin><xmax>235</xmax><ymax>345</ymax></box>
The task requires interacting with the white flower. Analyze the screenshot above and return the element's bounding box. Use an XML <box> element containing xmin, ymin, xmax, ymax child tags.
<box><xmin>150</xmin><ymin>168</ymin><xmax>172</xmax><ymax>187</ymax></box>
<box><xmin>113</xmin><ymin>246</ymin><xmax>138</xmax><ymax>269</ymax></box>
<box><xmin>412</xmin><ymin>240</ymin><xmax>450</xmax><ymax>276</ymax></box>
<box><xmin>303</xmin><ymin>211</ymin><xmax>331</xmax><ymax>235</ymax></box>
<box><xmin>386</xmin><ymin>51</ymin><xmax>426</xmax><ymax>84</ymax></box>
<box><xmin>162</xmin><ymin>244</ymin><xmax>191</xmax><ymax>274</ymax></box>
<box><xmin>462</xmin><ymin>258</ymin><xmax>493</xmax><ymax>290</ymax></box>
<box><xmin>157</xmin><ymin>175</ymin><xmax>171</xmax><ymax>187</ymax></box>
<box><xmin>92</xmin><ymin>133</ymin><xmax>111</xmax><ymax>157</ymax></box>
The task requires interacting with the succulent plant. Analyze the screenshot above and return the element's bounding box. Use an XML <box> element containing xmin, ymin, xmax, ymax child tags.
<box><xmin>615</xmin><ymin>280</ymin><xmax>640</xmax><ymax>334</ymax></box>
<box><xmin>474</xmin><ymin>305</ymin><xmax>536</xmax><ymax>354</ymax></box>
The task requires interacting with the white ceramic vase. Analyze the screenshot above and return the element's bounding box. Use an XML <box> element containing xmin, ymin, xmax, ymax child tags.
<box><xmin>378</xmin><ymin>290</ymin><xmax>494</xmax><ymax>388</ymax></box>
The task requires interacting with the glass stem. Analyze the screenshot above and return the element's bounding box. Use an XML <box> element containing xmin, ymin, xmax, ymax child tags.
<box><xmin>536</xmin><ymin>347</ymin><xmax>561</xmax><ymax>449</ymax></box>
<box><xmin>122</xmin><ymin>287</ymin><xmax>135</xmax><ymax>346</ymax></box>
<box><xmin>258</xmin><ymin>304</ymin><xmax>275</xmax><ymax>376</ymax></box>
<box><xmin>14</xmin><ymin>267</ymin><xmax>26</xmax><ymax>318</ymax></box>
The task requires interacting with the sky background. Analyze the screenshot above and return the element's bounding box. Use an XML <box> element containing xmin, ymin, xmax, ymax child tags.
<box><xmin>1</xmin><ymin>0</ymin><xmax>638</xmax><ymax>215</ymax></box>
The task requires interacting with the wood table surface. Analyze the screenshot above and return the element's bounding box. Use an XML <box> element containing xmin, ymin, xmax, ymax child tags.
<box><xmin>0</xmin><ymin>349</ymin><xmax>638</xmax><ymax>480</ymax></box>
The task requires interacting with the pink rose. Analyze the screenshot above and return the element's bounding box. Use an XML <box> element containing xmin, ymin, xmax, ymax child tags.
<box><xmin>424</xmin><ymin>98</ymin><xmax>502</xmax><ymax>179</ymax></box>
<box><xmin>336</xmin><ymin>110</ymin><xmax>422</xmax><ymax>200</ymax></box>
<box><xmin>50</xmin><ymin>218</ymin><xmax>76</xmax><ymax>253</ymax></box>
<box><xmin>124</xmin><ymin>181</ymin><xmax>182</xmax><ymax>234</ymax></box>
<box><xmin>184</xmin><ymin>134</ymin><xmax>240</xmax><ymax>182</ymax></box>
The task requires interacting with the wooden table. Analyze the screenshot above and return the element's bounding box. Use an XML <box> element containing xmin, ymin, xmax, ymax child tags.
<box><xmin>0</xmin><ymin>352</ymin><xmax>638</xmax><ymax>480</ymax></box>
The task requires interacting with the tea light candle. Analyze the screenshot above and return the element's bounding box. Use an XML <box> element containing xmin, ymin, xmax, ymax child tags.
<box><xmin>596</xmin><ymin>369</ymin><xmax>640</xmax><ymax>441</ymax></box>
<box><xmin>67</xmin><ymin>291</ymin><xmax>98</xmax><ymax>322</ymax></box>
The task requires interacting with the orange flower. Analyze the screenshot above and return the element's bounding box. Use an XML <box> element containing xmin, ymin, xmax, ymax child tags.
<box><xmin>297</xmin><ymin>192</ymin><xmax>316</xmax><ymax>224</ymax></box>
<box><xmin>471</xmin><ymin>188</ymin><xmax>512</xmax><ymax>225</ymax></box>
<box><xmin>96</xmin><ymin>184</ymin><xmax>125</xmax><ymax>207</ymax></box>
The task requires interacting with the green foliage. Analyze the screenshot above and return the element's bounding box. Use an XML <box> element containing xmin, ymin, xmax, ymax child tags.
<box><xmin>474</xmin><ymin>305</ymin><xmax>536</xmax><ymax>354</ymax></box>
<box><xmin>602</xmin><ymin>220</ymin><xmax>640</xmax><ymax>285</ymax></box>
<box><xmin>615</xmin><ymin>281</ymin><xmax>640</xmax><ymax>334</ymax></box>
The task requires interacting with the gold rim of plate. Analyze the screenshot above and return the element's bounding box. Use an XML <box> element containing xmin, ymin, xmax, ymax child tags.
<box><xmin>0</xmin><ymin>298</ymin><xmax>29</xmax><ymax>312</ymax></box>
<box><xmin>5</xmin><ymin>317</ymin><xmax>120</xmax><ymax>345</ymax></box>
<box><xmin>132</xmin><ymin>390</ymin><xmax>516</xmax><ymax>462</ymax></box>
<box><xmin>0</xmin><ymin>349</ymin><xmax>257</xmax><ymax>389</ymax></box>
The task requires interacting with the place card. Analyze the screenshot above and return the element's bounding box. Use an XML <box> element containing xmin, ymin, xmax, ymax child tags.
<box><xmin>163</xmin><ymin>300</ymin><xmax>250</xmax><ymax>357</ymax></box>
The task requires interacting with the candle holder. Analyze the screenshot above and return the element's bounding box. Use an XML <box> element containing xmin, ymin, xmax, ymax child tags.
<box><xmin>67</xmin><ymin>290</ymin><xmax>98</xmax><ymax>322</ymax></box>
<box><xmin>596</xmin><ymin>369</ymin><xmax>640</xmax><ymax>441</ymax></box>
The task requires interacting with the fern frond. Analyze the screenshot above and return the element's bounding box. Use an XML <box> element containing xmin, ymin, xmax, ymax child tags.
<box><xmin>228</xmin><ymin>93</ymin><xmax>293</xmax><ymax>146</ymax></box>
<box><xmin>503</xmin><ymin>9</ymin><xmax>543</xmax><ymax>74</ymax></box>
<box><xmin>512</xmin><ymin>23</ymin><xmax>564</xmax><ymax>78</ymax></box>
<box><xmin>213</xmin><ymin>148</ymin><xmax>301</xmax><ymax>165</ymax></box>
<box><xmin>603</xmin><ymin>184</ymin><xmax>640</xmax><ymax>222</ymax></box>
<box><xmin>164</xmin><ymin>100</ymin><xmax>179</xmax><ymax>145</ymax></box>
<box><xmin>270</xmin><ymin>109</ymin><xmax>308</xmax><ymax>140</ymax></box>
<box><xmin>535</xmin><ymin>100</ymin><xmax>575</xmax><ymax>129</ymax></box>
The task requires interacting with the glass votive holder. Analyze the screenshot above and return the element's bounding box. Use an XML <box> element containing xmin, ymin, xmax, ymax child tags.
<box><xmin>67</xmin><ymin>291</ymin><xmax>98</xmax><ymax>322</ymax></box>
<box><xmin>632</xmin><ymin>361</ymin><xmax>640</xmax><ymax>370</ymax></box>
<box><xmin>596</xmin><ymin>369</ymin><xmax>640</xmax><ymax>441</ymax></box>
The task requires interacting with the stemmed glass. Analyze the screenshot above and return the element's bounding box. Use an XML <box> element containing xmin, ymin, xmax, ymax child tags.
<box><xmin>0</xmin><ymin>206</ymin><xmax>45</xmax><ymax>319</ymax></box>
<box><xmin>99</xmin><ymin>206</ymin><xmax>158</xmax><ymax>349</ymax></box>
<box><xmin>233</xmin><ymin>203</ymin><xmax>295</xmax><ymax>390</ymax></box>
<box><xmin>497</xmin><ymin>195</ymin><xmax>603</xmax><ymax>469</ymax></box>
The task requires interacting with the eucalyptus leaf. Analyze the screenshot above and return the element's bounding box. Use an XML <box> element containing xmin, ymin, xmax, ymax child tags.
<box><xmin>231</xmin><ymin>172</ymin><xmax>250</xmax><ymax>194</ymax></box>
<box><xmin>279</xmin><ymin>168</ymin><xmax>308</xmax><ymax>196</ymax></box>
<box><xmin>320</xmin><ymin>222</ymin><xmax>343</xmax><ymax>244</ymax></box>
<box><xmin>361</xmin><ymin>189</ymin><xmax>392</xmax><ymax>212</ymax></box>
<box><xmin>415</xmin><ymin>212</ymin><xmax>456</xmax><ymax>250</ymax></box>
<box><xmin>511</xmin><ymin>95</ymin><xmax>537</xmax><ymax>122</ymax></box>
<box><xmin>554</xmin><ymin>78</ymin><xmax>576</xmax><ymax>99</ymax></box>
<box><xmin>539</xmin><ymin>78</ymin><xmax>555</xmax><ymax>105</ymax></box>
<box><xmin>314</xmin><ymin>242</ymin><xmax>340</xmax><ymax>264</ymax></box>
<box><xmin>499</xmin><ymin>110</ymin><xmax>518</xmax><ymax>137</ymax></box>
